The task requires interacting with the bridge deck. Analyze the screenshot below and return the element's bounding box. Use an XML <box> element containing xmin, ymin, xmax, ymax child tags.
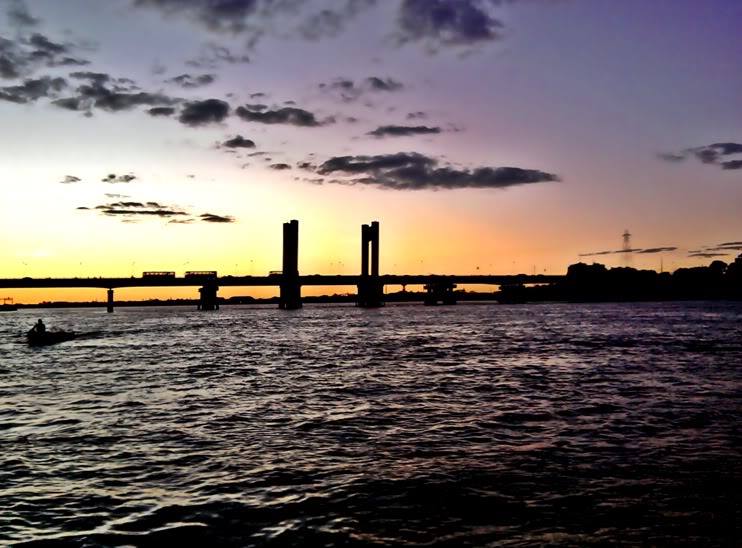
<box><xmin>0</xmin><ymin>274</ymin><xmax>564</xmax><ymax>289</ymax></box>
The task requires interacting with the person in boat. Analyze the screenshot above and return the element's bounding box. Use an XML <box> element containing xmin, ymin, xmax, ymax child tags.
<box><xmin>32</xmin><ymin>319</ymin><xmax>46</xmax><ymax>334</ymax></box>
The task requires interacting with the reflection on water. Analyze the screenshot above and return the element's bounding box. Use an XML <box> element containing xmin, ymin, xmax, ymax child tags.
<box><xmin>1</xmin><ymin>302</ymin><xmax>740</xmax><ymax>546</ymax></box>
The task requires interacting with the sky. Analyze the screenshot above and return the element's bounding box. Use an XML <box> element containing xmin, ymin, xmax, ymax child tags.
<box><xmin>0</xmin><ymin>0</ymin><xmax>741</xmax><ymax>302</ymax></box>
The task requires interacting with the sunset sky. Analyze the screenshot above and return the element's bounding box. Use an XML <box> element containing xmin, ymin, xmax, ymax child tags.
<box><xmin>1</xmin><ymin>0</ymin><xmax>740</xmax><ymax>302</ymax></box>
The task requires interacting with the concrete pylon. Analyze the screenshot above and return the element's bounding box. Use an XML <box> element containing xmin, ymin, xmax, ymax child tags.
<box><xmin>198</xmin><ymin>280</ymin><xmax>219</xmax><ymax>311</ymax></box>
<box><xmin>279</xmin><ymin>219</ymin><xmax>302</xmax><ymax>309</ymax></box>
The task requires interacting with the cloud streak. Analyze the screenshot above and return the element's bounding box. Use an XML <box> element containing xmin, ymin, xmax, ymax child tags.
<box><xmin>235</xmin><ymin>104</ymin><xmax>329</xmax><ymax>127</ymax></box>
<box><xmin>319</xmin><ymin>76</ymin><xmax>404</xmax><ymax>102</ymax></box>
<box><xmin>368</xmin><ymin>125</ymin><xmax>441</xmax><ymax>138</ymax></box>
<box><xmin>79</xmin><ymin>200</ymin><xmax>237</xmax><ymax>224</ymax></box>
<box><xmin>579</xmin><ymin>246</ymin><xmax>677</xmax><ymax>257</ymax></box>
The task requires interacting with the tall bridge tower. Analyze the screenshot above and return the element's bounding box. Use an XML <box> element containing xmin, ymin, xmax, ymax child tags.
<box><xmin>358</xmin><ymin>221</ymin><xmax>383</xmax><ymax>307</ymax></box>
<box><xmin>279</xmin><ymin>219</ymin><xmax>301</xmax><ymax>309</ymax></box>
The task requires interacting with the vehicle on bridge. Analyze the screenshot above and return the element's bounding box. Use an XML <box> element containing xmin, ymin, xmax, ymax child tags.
<box><xmin>142</xmin><ymin>271</ymin><xmax>176</xmax><ymax>279</ymax></box>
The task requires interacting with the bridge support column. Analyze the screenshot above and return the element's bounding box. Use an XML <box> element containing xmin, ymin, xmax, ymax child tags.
<box><xmin>424</xmin><ymin>280</ymin><xmax>457</xmax><ymax>305</ymax></box>
<box><xmin>357</xmin><ymin>221</ymin><xmax>383</xmax><ymax>307</ymax></box>
<box><xmin>198</xmin><ymin>281</ymin><xmax>219</xmax><ymax>311</ymax></box>
<box><xmin>107</xmin><ymin>289</ymin><xmax>114</xmax><ymax>313</ymax></box>
<box><xmin>279</xmin><ymin>219</ymin><xmax>302</xmax><ymax>310</ymax></box>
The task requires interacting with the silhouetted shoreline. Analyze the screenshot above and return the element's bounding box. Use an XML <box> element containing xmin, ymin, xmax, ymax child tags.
<box><xmin>6</xmin><ymin>254</ymin><xmax>740</xmax><ymax>309</ymax></box>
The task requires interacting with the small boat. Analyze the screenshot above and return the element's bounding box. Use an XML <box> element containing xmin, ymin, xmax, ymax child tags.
<box><xmin>27</xmin><ymin>329</ymin><xmax>77</xmax><ymax>346</ymax></box>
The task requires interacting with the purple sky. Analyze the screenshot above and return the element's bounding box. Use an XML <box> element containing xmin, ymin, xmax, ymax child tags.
<box><xmin>0</xmin><ymin>0</ymin><xmax>740</xmax><ymax>282</ymax></box>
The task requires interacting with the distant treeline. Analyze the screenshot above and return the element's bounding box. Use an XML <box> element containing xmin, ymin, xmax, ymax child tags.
<box><xmin>501</xmin><ymin>254</ymin><xmax>742</xmax><ymax>303</ymax></box>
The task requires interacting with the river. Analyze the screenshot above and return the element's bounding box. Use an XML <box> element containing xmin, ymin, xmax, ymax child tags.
<box><xmin>1</xmin><ymin>301</ymin><xmax>740</xmax><ymax>546</ymax></box>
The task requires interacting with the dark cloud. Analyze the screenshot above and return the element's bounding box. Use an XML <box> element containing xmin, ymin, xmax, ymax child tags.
<box><xmin>69</xmin><ymin>71</ymin><xmax>111</xmax><ymax>85</ymax></box>
<box><xmin>80</xmin><ymin>199</ymin><xmax>235</xmax><ymax>224</ymax></box>
<box><xmin>147</xmin><ymin>106</ymin><xmax>175</xmax><ymax>116</ymax></box>
<box><xmin>59</xmin><ymin>175</ymin><xmax>81</xmax><ymax>184</ymax></box>
<box><xmin>69</xmin><ymin>71</ymin><xmax>138</xmax><ymax>91</ymax></box>
<box><xmin>312</xmin><ymin>152</ymin><xmax>559</xmax><ymax>190</ymax></box>
<box><xmin>707</xmin><ymin>142</ymin><xmax>742</xmax><ymax>155</ymax></box>
<box><xmin>0</xmin><ymin>32</ymin><xmax>89</xmax><ymax>80</ymax></box>
<box><xmin>319</xmin><ymin>76</ymin><xmax>404</xmax><ymax>102</ymax></box>
<box><xmin>718</xmin><ymin>241</ymin><xmax>742</xmax><ymax>247</ymax></box>
<box><xmin>221</xmin><ymin>135</ymin><xmax>256</xmax><ymax>148</ymax></box>
<box><xmin>0</xmin><ymin>76</ymin><xmax>66</xmax><ymax>103</ymax></box>
<box><xmin>83</xmin><ymin>89</ymin><xmax>175</xmax><ymax>112</ymax></box>
<box><xmin>722</xmin><ymin>160</ymin><xmax>742</xmax><ymax>170</ymax></box>
<box><xmin>235</xmin><ymin>104</ymin><xmax>327</xmax><ymax>127</ymax></box>
<box><xmin>200</xmin><ymin>213</ymin><xmax>235</xmax><ymax>223</ymax></box>
<box><xmin>366</xmin><ymin>76</ymin><xmax>403</xmax><ymax>92</ymax></box>
<box><xmin>102</xmin><ymin>173</ymin><xmax>137</xmax><ymax>183</ymax></box>
<box><xmin>26</xmin><ymin>33</ymin><xmax>65</xmax><ymax>56</ymax></box>
<box><xmin>407</xmin><ymin>111</ymin><xmax>427</xmax><ymax>120</ymax></box>
<box><xmin>250</xmin><ymin>92</ymin><xmax>267</xmax><ymax>99</ymax></box>
<box><xmin>269</xmin><ymin>163</ymin><xmax>291</xmax><ymax>170</ymax></box>
<box><xmin>133</xmin><ymin>0</ymin><xmax>260</xmax><ymax>34</ymax></box>
<box><xmin>368</xmin><ymin>124</ymin><xmax>441</xmax><ymax>138</ymax></box>
<box><xmin>135</xmin><ymin>0</ymin><xmax>374</xmax><ymax>49</ymax></box>
<box><xmin>52</xmin><ymin>73</ymin><xmax>178</xmax><ymax>114</ymax></box>
<box><xmin>660</xmin><ymin>142</ymin><xmax>742</xmax><ymax>171</ymax></box>
<box><xmin>707</xmin><ymin>244</ymin><xmax>742</xmax><ymax>252</ymax></box>
<box><xmin>178</xmin><ymin>98</ymin><xmax>230</xmax><ymax>126</ymax></box>
<box><xmin>166</xmin><ymin>73</ymin><xmax>216</xmax><ymax>88</ymax></box>
<box><xmin>185</xmin><ymin>43</ymin><xmax>250</xmax><ymax>68</ymax></box>
<box><xmin>6</xmin><ymin>0</ymin><xmax>40</xmax><ymax>27</ymax></box>
<box><xmin>297</xmin><ymin>0</ymin><xmax>377</xmax><ymax>40</ymax></box>
<box><xmin>397</xmin><ymin>0</ymin><xmax>504</xmax><ymax>50</ymax></box>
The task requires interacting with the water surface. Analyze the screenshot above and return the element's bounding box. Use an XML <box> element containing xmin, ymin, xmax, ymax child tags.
<box><xmin>1</xmin><ymin>302</ymin><xmax>740</xmax><ymax>546</ymax></box>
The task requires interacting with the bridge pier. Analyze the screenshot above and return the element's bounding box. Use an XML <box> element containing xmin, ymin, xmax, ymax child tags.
<box><xmin>357</xmin><ymin>221</ymin><xmax>383</xmax><ymax>307</ymax></box>
<box><xmin>424</xmin><ymin>280</ymin><xmax>457</xmax><ymax>305</ymax></box>
<box><xmin>107</xmin><ymin>288</ymin><xmax>114</xmax><ymax>313</ymax></box>
<box><xmin>198</xmin><ymin>281</ymin><xmax>219</xmax><ymax>311</ymax></box>
<box><xmin>279</xmin><ymin>219</ymin><xmax>302</xmax><ymax>310</ymax></box>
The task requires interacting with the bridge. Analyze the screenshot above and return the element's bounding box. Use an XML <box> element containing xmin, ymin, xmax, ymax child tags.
<box><xmin>0</xmin><ymin>220</ymin><xmax>564</xmax><ymax>311</ymax></box>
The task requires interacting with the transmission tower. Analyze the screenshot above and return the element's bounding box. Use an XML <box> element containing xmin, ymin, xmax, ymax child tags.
<box><xmin>622</xmin><ymin>229</ymin><xmax>632</xmax><ymax>266</ymax></box>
